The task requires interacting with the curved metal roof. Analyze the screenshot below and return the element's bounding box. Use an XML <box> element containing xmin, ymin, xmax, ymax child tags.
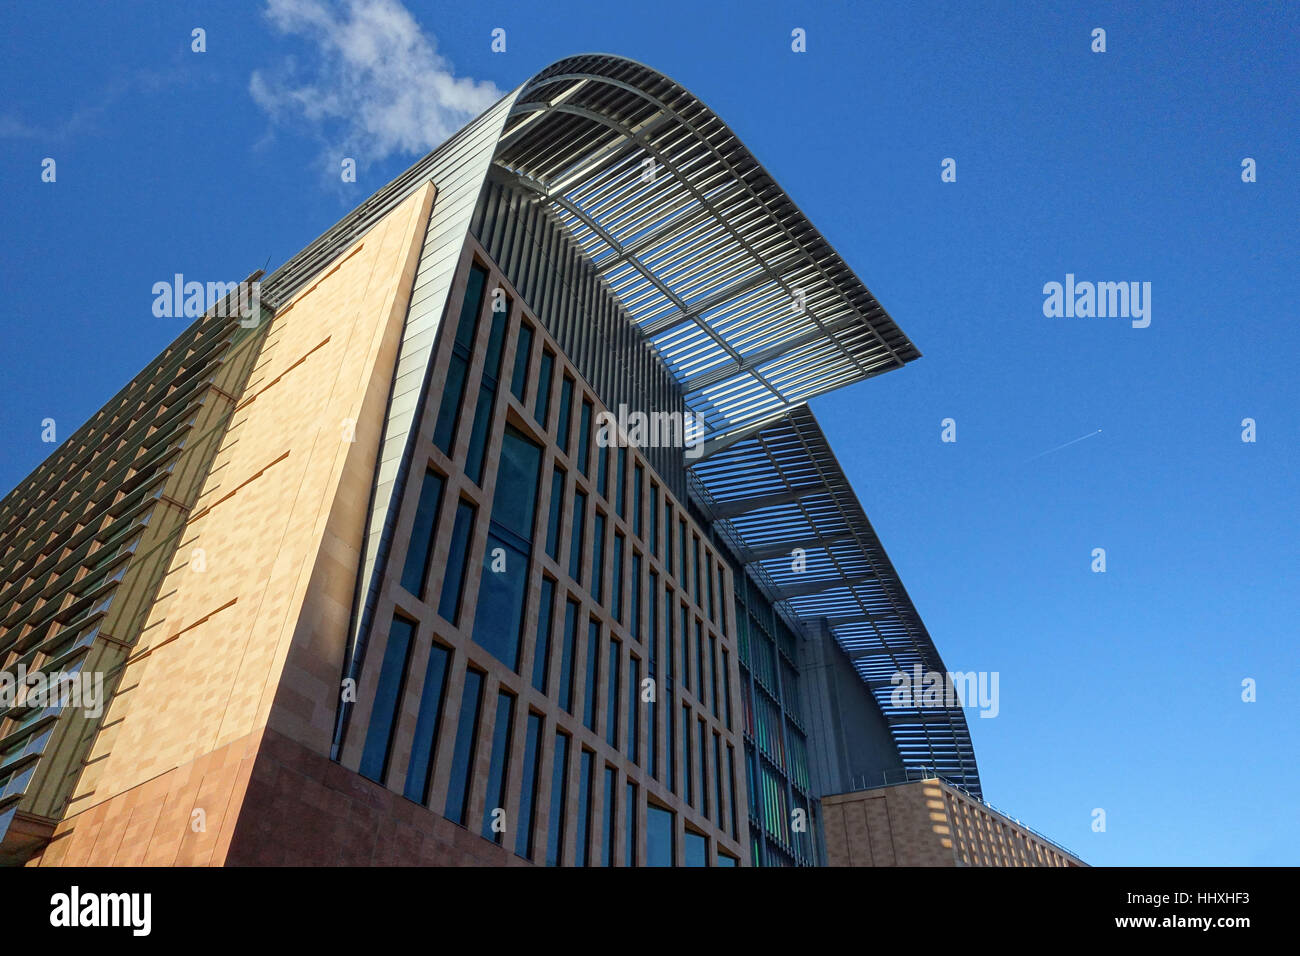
<box><xmin>690</xmin><ymin>404</ymin><xmax>982</xmax><ymax>796</ymax></box>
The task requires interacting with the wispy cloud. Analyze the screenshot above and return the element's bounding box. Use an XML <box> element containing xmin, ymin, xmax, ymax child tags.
<box><xmin>250</xmin><ymin>0</ymin><xmax>502</xmax><ymax>166</ymax></box>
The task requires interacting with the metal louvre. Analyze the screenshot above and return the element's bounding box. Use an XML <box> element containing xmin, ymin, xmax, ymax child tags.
<box><xmin>496</xmin><ymin>55</ymin><xmax>920</xmax><ymax>446</ymax></box>
<box><xmin>689</xmin><ymin>404</ymin><xmax>982</xmax><ymax>797</ymax></box>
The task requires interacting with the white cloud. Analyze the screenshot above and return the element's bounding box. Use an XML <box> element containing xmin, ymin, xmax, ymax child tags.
<box><xmin>250</xmin><ymin>0</ymin><xmax>502</xmax><ymax>163</ymax></box>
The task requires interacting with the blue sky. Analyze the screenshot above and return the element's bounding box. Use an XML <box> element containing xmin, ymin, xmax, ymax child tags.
<box><xmin>1</xmin><ymin>1</ymin><xmax>1296</xmax><ymax>866</ymax></box>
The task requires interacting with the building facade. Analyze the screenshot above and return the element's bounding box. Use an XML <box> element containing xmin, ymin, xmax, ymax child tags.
<box><xmin>1</xmin><ymin>55</ymin><xmax>987</xmax><ymax>867</ymax></box>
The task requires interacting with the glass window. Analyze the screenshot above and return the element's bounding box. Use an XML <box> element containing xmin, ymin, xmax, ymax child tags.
<box><xmin>464</xmin><ymin>389</ymin><xmax>495</xmax><ymax>485</ymax></box>
<box><xmin>544</xmin><ymin>466</ymin><xmax>565</xmax><ymax>561</ymax></box>
<box><xmin>684</xmin><ymin>830</ymin><xmax>708</xmax><ymax>867</ymax></box>
<box><xmin>556</xmin><ymin>376</ymin><xmax>574</xmax><ymax>452</ymax></box>
<box><xmin>722</xmin><ymin>648</ymin><xmax>732</xmax><ymax>731</ymax></box>
<box><xmin>404</xmin><ymin>641</ymin><xmax>451</xmax><ymax>804</ymax></box>
<box><xmin>615</xmin><ymin>447</ymin><xmax>627</xmax><ymax>518</ymax></box>
<box><xmin>630</xmin><ymin>554</ymin><xmax>641</xmax><ymax>639</ymax></box>
<box><xmin>532</xmin><ymin>578</ymin><xmax>555</xmax><ymax>693</ymax></box>
<box><xmin>575</xmin><ymin>749</ymin><xmax>594</xmax><ymax>866</ymax></box>
<box><xmin>698</xmin><ymin>716</ymin><xmax>710</xmax><ymax>819</ymax></box>
<box><xmin>709</xmin><ymin>634</ymin><xmax>719</xmax><ymax>717</ymax></box>
<box><xmin>399</xmin><ymin>469</ymin><xmax>445</xmax><ymax>598</ymax></box>
<box><xmin>578</xmin><ymin>400</ymin><xmax>593</xmax><ymax>476</ymax></box>
<box><xmin>510</xmin><ymin>321</ymin><xmax>533</xmax><ymax>402</ymax></box>
<box><xmin>682</xmin><ymin>704</ymin><xmax>693</xmax><ymax>806</ymax></box>
<box><xmin>359</xmin><ymin>614</ymin><xmax>415</xmax><ymax>784</ymax></box>
<box><xmin>625</xmin><ymin>781</ymin><xmax>638</xmax><ymax>867</ymax></box>
<box><xmin>516</xmin><ymin>712</ymin><xmax>544</xmax><ymax>859</ymax></box>
<box><xmin>714</xmin><ymin>731</ymin><xmax>725</xmax><ymax>835</ymax></box>
<box><xmin>646</xmin><ymin>804</ymin><xmax>675</xmax><ymax>867</ymax></box>
<box><xmin>583</xmin><ymin>618</ymin><xmax>600</xmax><ymax>732</ymax></box>
<box><xmin>546</xmin><ymin>731</ymin><xmax>570</xmax><ymax>867</ymax></box>
<box><xmin>727</xmin><ymin>742</ymin><xmax>738</xmax><ymax>841</ymax></box>
<box><xmin>611</xmin><ymin>533</ymin><xmax>624</xmax><ymax>622</ymax></box>
<box><xmin>591</xmin><ymin>513</ymin><xmax>605</xmax><ymax>605</ymax></box>
<box><xmin>649</xmin><ymin>483</ymin><xmax>659</xmax><ymax>558</ymax></box>
<box><xmin>569</xmin><ymin>491</ymin><xmax>586</xmax><ymax>583</ymax></box>
<box><xmin>437</xmin><ymin>500</ymin><xmax>476</xmax><ymax>624</ymax></box>
<box><xmin>627</xmin><ymin>656</ymin><xmax>640</xmax><ymax>765</ymax></box>
<box><xmin>596</xmin><ymin>441</ymin><xmax>608</xmax><ymax>499</ymax></box>
<box><xmin>605</xmin><ymin>635</ymin><xmax>621</xmax><ymax>747</ymax></box>
<box><xmin>559</xmin><ymin>598</ymin><xmax>579</xmax><ymax>713</ymax></box>
<box><xmin>535</xmin><ymin>349</ymin><xmax>555</xmax><ymax>427</ymax></box>
<box><xmin>433</xmin><ymin>264</ymin><xmax>488</xmax><ymax>454</ymax></box>
<box><xmin>471</xmin><ymin>426</ymin><xmax>542</xmax><ymax>669</ymax></box>
<box><xmin>601</xmin><ymin>765</ymin><xmax>616</xmax><ymax>868</ymax></box>
<box><xmin>444</xmin><ymin>668</ymin><xmax>484</xmax><ymax>825</ymax></box>
<box><xmin>632</xmin><ymin>464</ymin><xmax>643</xmax><ymax>537</ymax></box>
<box><xmin>481</xmin><ymin>691</ymin><xmax>515</xmax><ymax>843</ymax></box>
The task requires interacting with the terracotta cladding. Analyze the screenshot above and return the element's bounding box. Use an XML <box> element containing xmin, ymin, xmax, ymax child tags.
<box><xmin>338</xmin><ymin>235</ymin><xmax>748</xmax><ymax>865</ymax></box>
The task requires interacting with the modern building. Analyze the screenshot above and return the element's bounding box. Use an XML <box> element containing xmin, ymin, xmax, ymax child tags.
<box><xmin>1</xmin><ymin>55</ymin><xmax>991</xmax><ymax>867</ymax></box>
<box><xmin>822</xmin><ymin>776</ymin><xmax>1086</xmax><ymax>867</ymax></box>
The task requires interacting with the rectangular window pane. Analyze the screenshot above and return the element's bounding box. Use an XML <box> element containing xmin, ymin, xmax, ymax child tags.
<box><xmin>606</xmin><ymin>635</ymin><xmax>621</xmax><ymax>747</ymax></box>
<box><xmin>569</xmin><ymin>491</ymin><xmax>586</xmax><ymax>583</ymax></box>
<box><xmin>578</xmin><ymin>400</ymin><xmax>593</xmax><ymax>476</ymax></box>
<box><xmin>649</xmin><ymin>484</ymin><xmax>659</xmax><ymax>558</ymax></box>
<box><xmin>630</xmin><ymin>554</ymin><xmax>641</xmax><ymax>640</ymax></box>
<box><xmin>592</xmin><ymin>513</ymin><xmax>605</xmax><ymax>605</ymax></box>
<box><xmin>444</xmin><ymin>669</ymin><xmax>484</xmax><ymax>825</ymax></box>
<box><xmin>482</xmin><ymin>691</ymin><xmax>515</xmax><ymax>843</ymax></box>
<box><xmin>684</xmin><ymin>830</ymin><xmax>707</xmax><ymax>867</ymax></box>
<box><xmin>433</xmin><ymin>264</ymin><xmax>488</xmax><ymax>454</ymax></box>
<box><xmin>516</xmin><ymin>712</ymin><xmax>544</xmax><ymax>859</ymax></box>
<box><xmin>625</xmin><ymin>781</ymin><xmax>638</xmax><ymax>867</ymax></box>
<box><xmin>727</xmin><ymin>744</ymin><xmax>738</xmax><ymax>840</ymax></box>
<box><xmin>632</xmin><ymin>464</ymin><xmax>643</xmax><ymax>537</ymax></box>
<box><xmin>714</xmin><ymin>732</ymin><xmax>725</xmax><ymax>838</ymax></box>
<box><xmin>698</xmin><ymin>716</ymin><xmax>710</xmax><ymax>819</ymax></box>
<box><xmin>464</xmin><ymin>384</ymin><xmax>495</xmax><ymax>485</ymax></box>
<box><xmin>596</xmin><ymin>441</ymin><xmax>608</xmax><ymax>499</ymax></box>
<box><xmin>575</xmin><ymin>749</ymin><xmax>594</xmax><ymax>867</ymax></box>
<box><xmin>399</xmin><ymin>469</ymin><xmax>445</xmax><ymax>597</ymax></box>
<box><xmin>545</xmin><ymin>467</ymin><xmax>565</xmax><ymax>561</ymax></box>
<box><xmin>709</xmin><ymin>634</ymin><xmax>719</xmax><ymax>717</ymax></box>
<box><xmin>556</xmin><ymin>376</ymin><xmax>574</xmax><ymax>452</ymax></box>
<box><xmin>547</xmin><ymin>731</ymin><xmax>570</xmax><ymax>866</ymax></box>
<box><xmin>535</xmin><ymin>349</ymin><xmax>555</xmax><ymax>426</ymax></box>
<box><xmin>584</xmin><ymin>618</ymin><xmax>600</xmax><ymax>732</ymax></box>
<box><xmin>722</xmin><ymin>647</ymin><xmax>732</xmax><ymax>731</ymax></box>
<box><xmin>682</xmin><ymin>704</ymin><xmax>693</xmax><ymax>807</ymax></box>
<box><xmin>646</xmin><ymin>804</ymin><xmax>674</xmax><ymax>867</ymax></box>
<box><xmin>611</xmin><ymin>533</ymin><xmax>624</xmax><ymax>622</ymax></box>
<box><xmin>602</xmin><ymin>765</ymin><xmax>616</xmax><ymax>867</ymax></box>
<box><xmin>627</xmin><ymin>656</ymin><xmax>640</xmax><ymax>765</ymax></box>
<box><xmin>559</xmin><ymin>598</ymin><xmax>579</xmax><ymax>713</ymax></box>
<box><xmin>532</xmin><ymin>578</ymin><xmax>555</xmax><ymax>693</ymax></box>
<box><xmin>404</xmin><ymin>641</ymin><xmax>451</xmax><ymax>804</ymax></box>
<box><xmin>437</xmin><ymin>501</ymin><xmax>476</xmax><ymax>624</ymax></box>
<box><xmin>359</xmin><ymin>615</ymin><xmax>416</xmax><ymax>784</ymax></box>
<box><xmin>615</xmin><ymin>447</ymin><xmax>627</xmax><ymax>518</ymax></box>
<box><xmin>510</xmin><ymin>321</ymin><xmax>533</xmax><ymax>401</ymax></box>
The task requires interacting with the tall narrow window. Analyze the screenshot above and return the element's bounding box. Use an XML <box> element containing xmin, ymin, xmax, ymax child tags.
<box><xmin>591</xmin><ymin>513</ymin><xmax>606</xmax><ymax>605</ymax></box>
<box><xmin>605</xmin><ymin>636</ymin><xmax>621</xmax><ymax>747</ymax></box>
<box><xmin>649</xmin><ymin>483</ymin><xmax>659</xmax><ymax>558</ymax></box>
<box><xmin>727</xmin><ymin>744</ymin><xmax>738</xmax><ymax>840</ymax></box>
<box><xmin>578</xmin><ymin>400</ymin><xmax>593</xmax><ymax>476</ymax></box>
<box><xmin>472</xmin><ymin>426</ymin><xmax>542</xmax><ymax>669</ymax></box>
<box><xmin>632</xmin><ymin>464</ymin><xmax>643</xmax><ymax>537</ymax></box>
<box><xmin>721</xmin><ymin>647</ymin><xmax>732</xmax><ymax>731</ymax></box>
<box><xmin>556</xmin><ymin>376</ymin><xmax>574</xmax><ymax>452</ymax></box>
<box><xmin>516</xmin><ymin>713</ymin><xmax>544</xmax><ymax>859</ymax></box>
<box><xmin>535</xmin><ymin>349</ymin><xmax>555</xmax><ymax>426</ymax></box>
<box><xmin>709</xmin><ymin>633</ymin><xmax>719</xmax><ymax>717</ymax></box>
<box><xmin>630</xmin><ymin>554</ymin><xmax>642</xmax><ymax>639</ymax></box>
<box><xmin>575</xmin><ymin>749</ymin><xmax>594</xmax><ymax>866</ymax></box>
<box><xmin>684</xmin><ymin>830</ymin><xmax>708</xmax><ymax>867</ymax></box>
<box><xmin>625</xmin><ymin>781</ymin><xmax>638</xmax><ymax>867</ymax></box>
<box><xmin>698</xmin><ymin>716</ymin><xmax>710</xmax><ymax>820</ymax></box>
<box><xmin>692</xmin><ymin>536</ymin><xmax>702</xmax><ymax>606</ymax></box>
<box><xmin>646</xmin><ymin>804</ymin><xmax>675</xmax><ymax>867</ymax></box>
<box><xmin>611</xmin><ymin>532</ymin><xmax>625</xmax><ymax>622</ymax></box>
<box><xmin>648</xmin><ymin>572</ymin><xmax>659</xmax><ymax>780</ymax></box>
<box><xmin>546</xmin><ymin>731</ymin><xmax>570</xmax><ymax>866</ymax></box>
<box><xmin>510</xmin><ymin>321</ymin><xmax>533</xmax><ymax>402</ymax></box>
<box><xmin>695</xmin><ymin>620</ymin><xmax>706</xmax><ymax>706</ymax></box>
<box><xmin>482</xmin><ymin>691</ymin><xmax>515</xmax><ymax>843</ymax></box>
<box><xmin>532</xmin><ymin>578</ymin><xmax>556</xmax><ymax>693</ymax></box>
<box><xmin>682</xmin><ymin>704</ymin><xmax>693</xmax><ymax>807</ymax></box>
<box><xmin>615</xmin><ymin>447</ymin><xmax>627</xmax><ymax>518</ymax></box>
<box><xmin>627</xmin><ymin>656</ymin><xmax>640</xmax><ymax>765</ymax></box>
<box><xmin>678</xmin><ymin>519</ymin><xmax>687</xmax><ymax>583</ymax></box>
<box><xmin>559</xmin><ymin>598</ymin><xmax>579</xmax><ymax>713</ymax></box>
<box><xmin>544</xmin><ymin>467</ymin><xmax>565</xmax><ymax>561</ymax></box>
<box><xmin>359</xmin><ymin>614</ymin><xmax>416</xmax><ymax>784</ymax></box>
<box><xmin>713</xmin><ymin>732</ymin><xmax>725</xmax><ymax>838</ymax></box>
<box><xmin>596</xmin><ymin>441</ymin><xmax>608</xmax><ymax>499</ymax></box>
<box><xmin>399</xmin><ymin>469</ymin><xmax>444</xmax><ymax>597</ymax></box>
<box><xmin>433</xmin><ymin>264</ymin><xmax>488</xmax><ymax>454</ymax></box>
<box><xmin>601</xmin><ymin>765</ymin><xmax>616</xmax><ymax>867</ymax></box>
<box><xmin>583</xmin><ymin>618</ymin><xmax>600</xmax><ymax>732</ymax></box>
<box><xmin>667</xmin><ymin>679</ymin><xmax>677</xmax><ymax>795</ymax></box>
<box><xmin>444</xmin><ymin>669</ymin><xmax>484</xmax><ymax>825</ymax></box>
<box><xmin>465</xmin><ymin>296</ymin><xmax>511</xmax><ymax>485</ymax></box>
<box><xmin>569</xmin><ymin>491</ymin><xmax>586</xmax><ymax>583</ymax></box>
<box><xmin>404</xmin><ymin>641</ymin><xmax>451</xmax><ymax>804</ymax></box>
<box><xmin>438</xmin><ymin>500</ymin><xmax>476</xmax><ymax>624</ymax></box>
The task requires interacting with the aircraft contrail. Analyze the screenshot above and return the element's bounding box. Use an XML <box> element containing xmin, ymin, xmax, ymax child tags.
<box><xmin>1024</xmin><ymin>429</ymin><xmax>1102</xmax><ymax>463</ymax></box>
